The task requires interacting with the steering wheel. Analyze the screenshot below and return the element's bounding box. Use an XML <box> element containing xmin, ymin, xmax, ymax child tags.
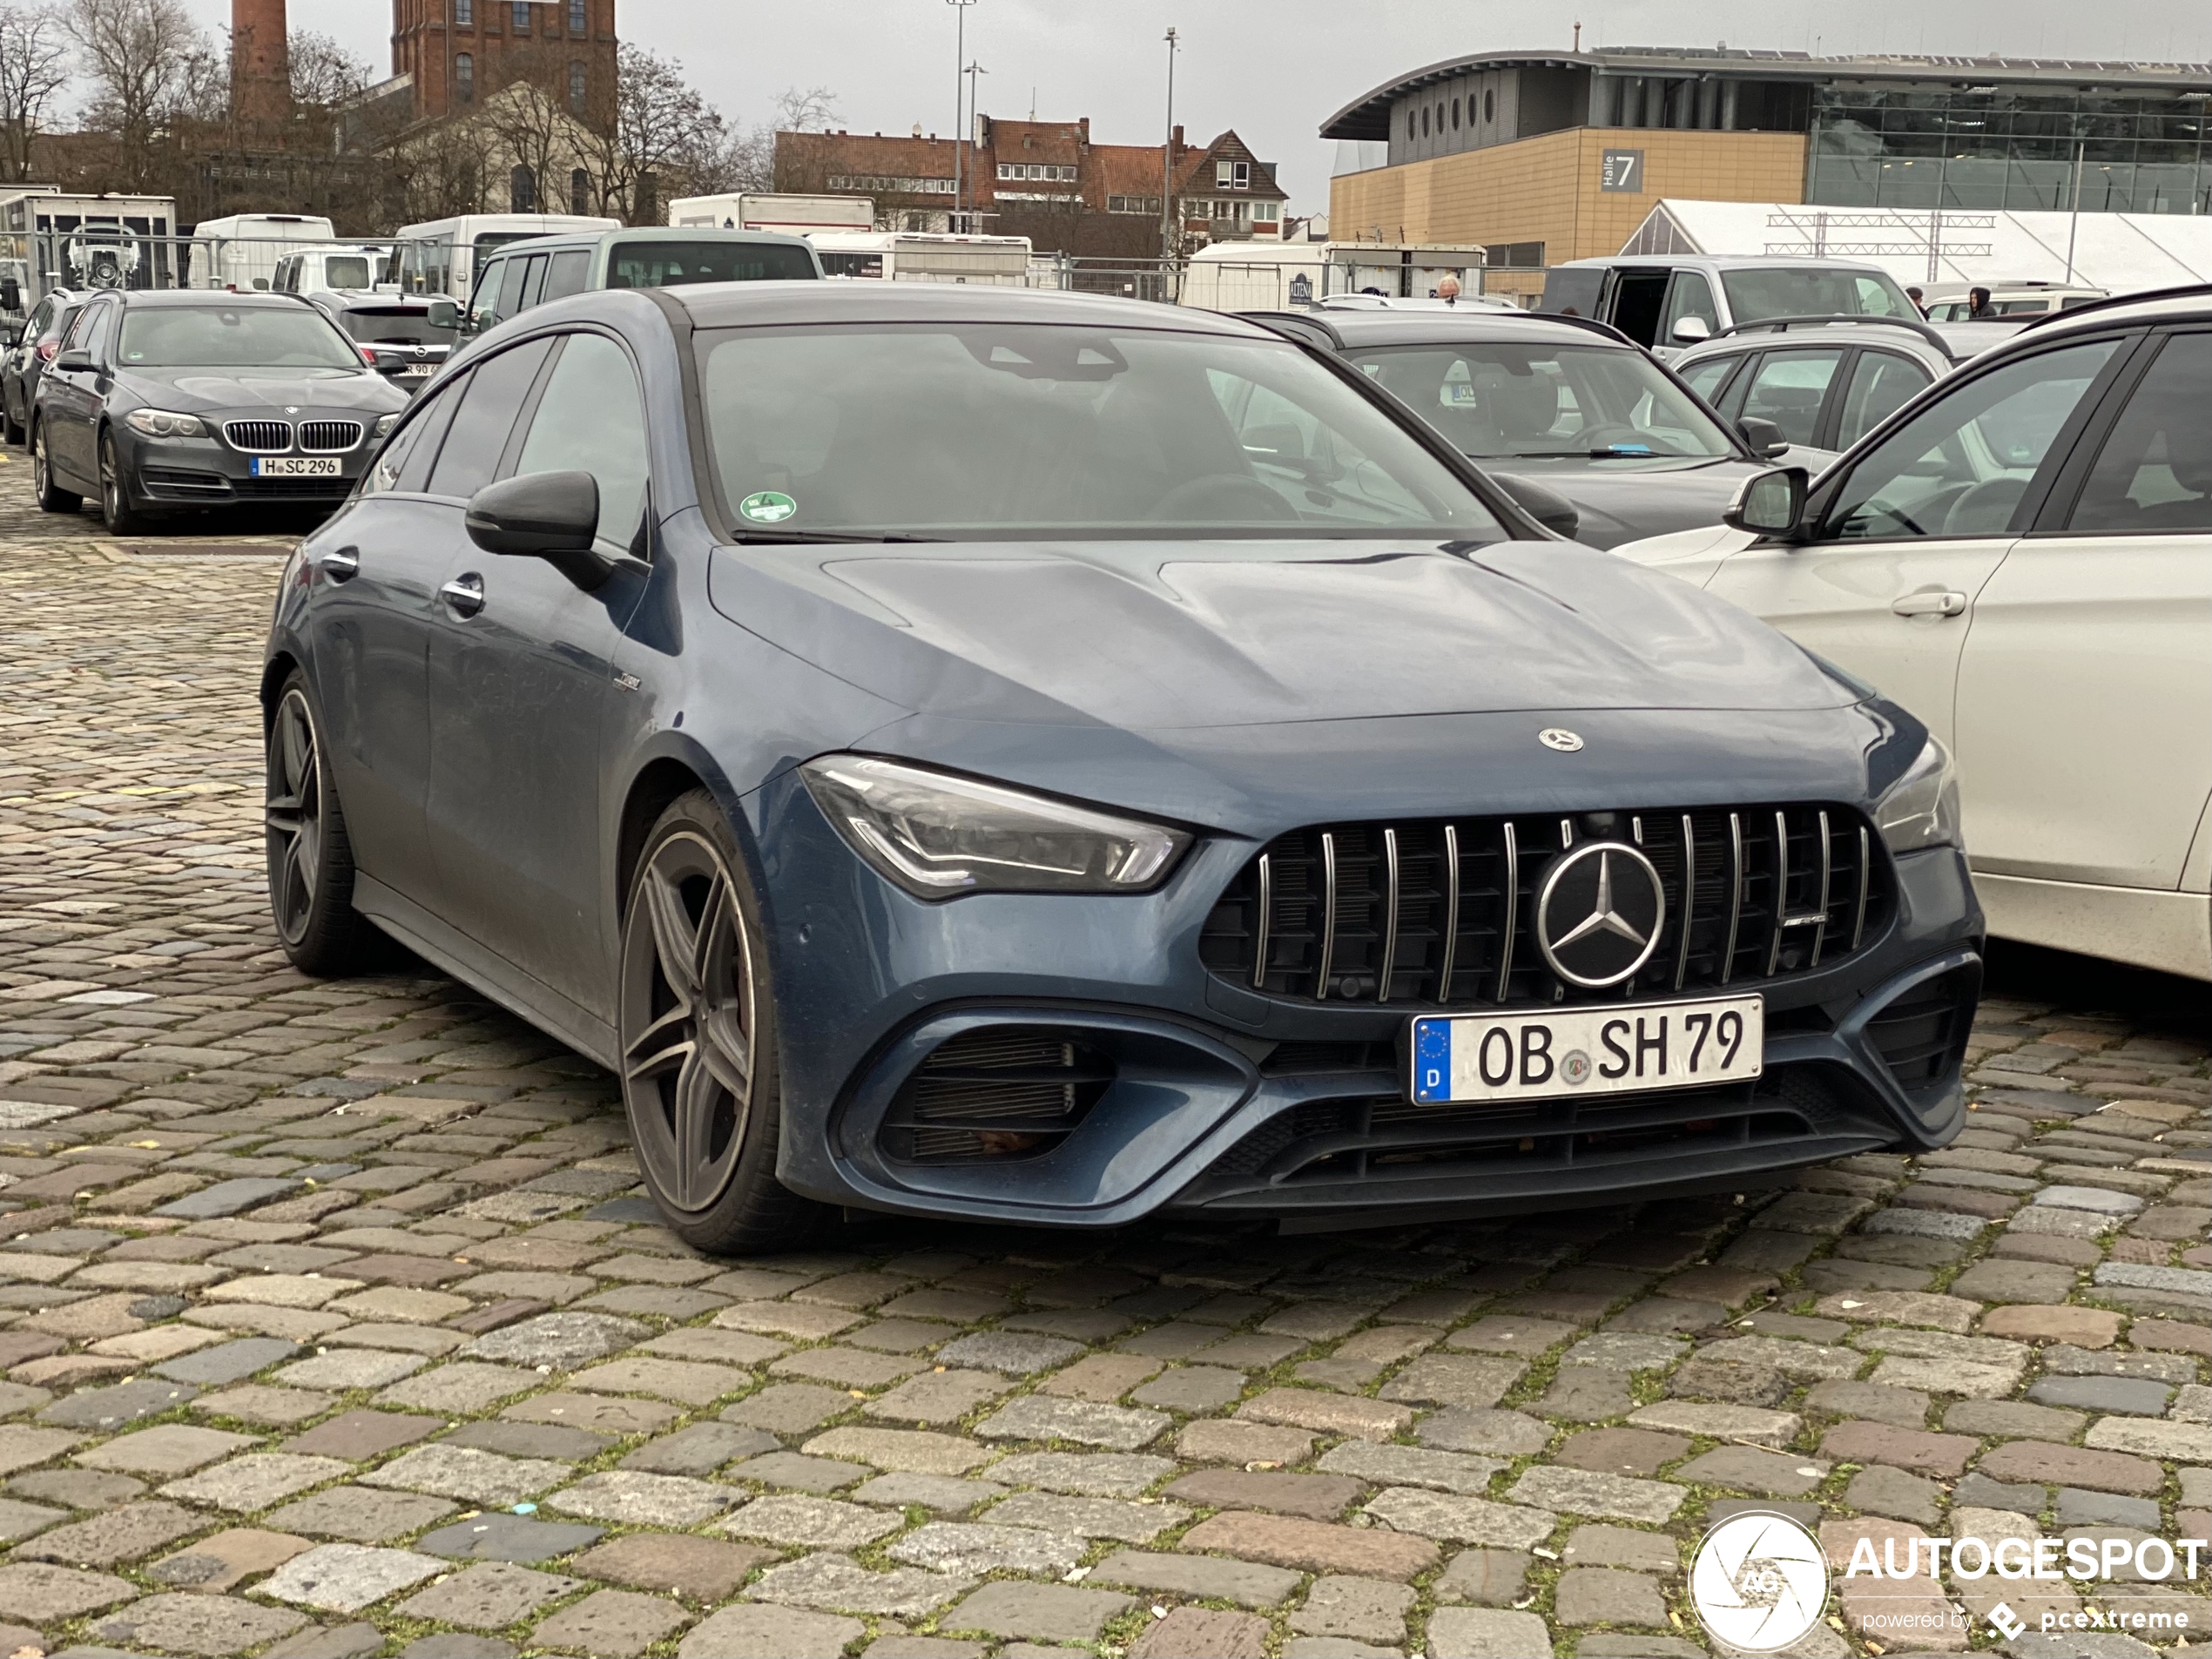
<box><xmin>1148</xmin><ymin>474</ymin><xmax>1300</xmax><ymax>523</ymax></box>
<box><xmin>1942</xmin><ymin>477</ymin><xmax>2027</xmax><ymax>536</ymax></box>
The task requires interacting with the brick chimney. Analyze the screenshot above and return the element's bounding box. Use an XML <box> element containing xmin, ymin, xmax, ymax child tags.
<box><xmin>232</xmin><ymin>0</ymin><xmax>290</xmax><ymax>126</ymax></box>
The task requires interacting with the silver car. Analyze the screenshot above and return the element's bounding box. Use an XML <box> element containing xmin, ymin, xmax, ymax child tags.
<box><xmin>1668</xmin><ymin>315</ymin><xmax>2029</xmax><ymax>460</ymax></box>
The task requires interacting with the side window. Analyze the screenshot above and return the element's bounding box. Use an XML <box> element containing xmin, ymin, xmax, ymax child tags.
<box><xmin>426</xmin><ymin>339</ymin><xmax>556</xmax><ymax>499</ymax></box>
<box><xmin>543</xmin><ymin>248</ymin><xmax>590</xmax><ymax>301</ymax></box>
<box><xmin>1835</xmin><ymin>349</ymin><xmax>1933</xmax><ymax>449</ymax></box>
<box><xmin>1737</xmin><ymin>348</ymin><xmax>1842</xmax><ymax>448</ymax></box>
<box><xmin>58</xmin><ymin>303</ymin><xmax>100</xmax><ymax>354</ymax></box>
<box><xmin>473</xmin><ymin>259</ymin><xmax>516</xmax><ymax>328</ymax></box>
<box><xmin>1820</xmin><ymin>340</ymin><xmax>2121</xmax><ymax>541</ymax></box>
<box><xmin>512</xmin><ymin>333</ymin><xmax>651</xmax><ymax>550</ymax></box>
<box><xmin>2064</xmin><ymin>331</ymin><xmax>2212</xmax><ymax>536</ymax></box>
<box><xmin>517</xmin><ymin>253</ymin><xmax>550</xmax><ymax>312</ymax></box>
<box><xmin>1662</xmin><ymin>272</ymin><xmax>1719</xmax><ymax>341</ymax></box>
<box><xmin>367</xmin><ymin>372</ymin><xmax>467</xmax><ymax>495</ymax></box>
<box><xmin>1678</xmin><ymin>354</ymin><xmax>1737</xmax><ymax>405</ymax></box>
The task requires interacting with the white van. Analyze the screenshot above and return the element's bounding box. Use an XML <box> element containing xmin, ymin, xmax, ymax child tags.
<box><xmin>191</xmin><ymin>213</ymin><xmax>336</xmax><ymax>293</ymax></box>
<box><xmin>391</xmin><ymin>212</ymin><xmax>619</xmax><ymax>309</ymax></box>
<box><xmin>272</xmin><ymin>245</ymin><xmax>395</xmax><ymax>297</ymax></box>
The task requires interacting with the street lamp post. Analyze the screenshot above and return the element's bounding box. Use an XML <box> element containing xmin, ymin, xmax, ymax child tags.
<box><xmin>947</xmin><ymin>0</ymin><xmax>976</xmax><ymax>230</ymax></box>
<box><xmin>1160</xmin><ymin>27</ymin><xmax>1179</xmax><ymax>285</ymax></box>
<box><xmin>965</xmin><ymin>58</ymin><xmax>989</xmax><ymax>230</ymax></box>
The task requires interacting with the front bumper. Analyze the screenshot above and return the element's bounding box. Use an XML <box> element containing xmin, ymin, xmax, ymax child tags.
<box><xmin>758</xmin><ymin>773</ymin><xmax>1981</xmax><ymax>1232</ymax></box>
<box><xmin>119</xmin><ymin>424</ymin><xmax>372</xmax><ymax>507</ymax></box>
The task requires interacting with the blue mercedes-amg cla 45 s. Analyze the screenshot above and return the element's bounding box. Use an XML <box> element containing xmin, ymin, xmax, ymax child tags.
<box><xmin>262</xmin><ymin>281</ymin><xmax>1981</xmax><ymax>1251</ymax></box>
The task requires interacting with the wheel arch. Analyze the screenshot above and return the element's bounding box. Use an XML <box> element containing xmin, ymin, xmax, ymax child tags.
<box><xmin>260</xmin><ymin>652</ymin><xmax>301</xmax><ymax>732</ymax></box>
<box><xmin>613</xmin><ymin>739</ymin><xmax>779</xmax><ymax>927</ymax></box>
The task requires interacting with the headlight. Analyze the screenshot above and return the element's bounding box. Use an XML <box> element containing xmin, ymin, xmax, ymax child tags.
<box><xmin>124</xmin><ymin>408</ymin><xmax>205</xmax><ymax>437</ymax></box>
<box><xmin>372</xmin><ymin>413</ymin><xmax>399</xmax><ymax>439</ymax></box>
<box><xmin>1873</xmin><ymin>734</ymin><xmax>1961</xmax><ymax>854</ymax></box>
<box><xmin>800</xmin><ymin>755</ymin><xmax>1190</xmax><ymax>898</ymax></box>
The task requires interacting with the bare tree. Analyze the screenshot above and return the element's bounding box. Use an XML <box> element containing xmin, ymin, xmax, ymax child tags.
<box><xmin>64</xmin><ymin>0</ymin><xmax>205</xmax><ymax>187</ymax></box>
<box><xmin>288</xmin><ymin>28</ymin><xmax>369</xmax><ymax>109</ymax></box>
<box><xmin>772</xmin><ymin>84</ymin><xmax>840</xmax><ymax>132</ymax></box>
<box><xmin>573</xmin><ymin>43</ymin><xmax>738</xmax><ymax>224</ymax></box>
<box><xmin>0</xmin><ymin>4</ymin><xmax>68</xmax><ymax>182</ymax></box>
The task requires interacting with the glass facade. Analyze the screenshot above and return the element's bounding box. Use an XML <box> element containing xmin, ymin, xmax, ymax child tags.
<box><xmin>1808</xmin><ymin>84</ymin><xmax>2211</xmax><ymax>214</ymax></box>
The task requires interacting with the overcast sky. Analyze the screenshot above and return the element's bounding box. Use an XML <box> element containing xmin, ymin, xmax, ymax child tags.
<box><xmin>184</xmin><ymin>0</ymin><xmax>2209</xmax><ymax>212</ymax></box>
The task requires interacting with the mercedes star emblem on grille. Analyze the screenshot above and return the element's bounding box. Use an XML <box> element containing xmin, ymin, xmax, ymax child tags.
<box><xmin>1535</xmin><ymin>841</ymin><xmax>1666</xmax><ymax>988</ymax></box>
<box><xmin>1539</xmin><ymin>728</ymin><xmax>1584</xmax><ymax>752</ymax></box>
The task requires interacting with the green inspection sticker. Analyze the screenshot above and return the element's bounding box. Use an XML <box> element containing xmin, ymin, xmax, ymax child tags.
<box><xmin>738</xmin><ymin>489</ymin><xmax>797</xmax><ymax>523</ymax></box>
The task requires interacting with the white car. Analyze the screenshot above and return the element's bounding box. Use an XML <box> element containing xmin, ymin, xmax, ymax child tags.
<box><xmin>1611</xmin><ymin>288</ymin><xmax>2212</xmax><ymax>981</ymax></box>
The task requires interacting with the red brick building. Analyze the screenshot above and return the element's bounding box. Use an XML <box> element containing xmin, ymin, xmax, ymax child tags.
<box><xmin>390</xmin><ymin>0</ymin><xmax>618</xmax><ymax>124</ymax></box>
<box><xmin>776</xmin><ymin>116</ymin><xmax>1289</xmax><ymax>259</ymax></box>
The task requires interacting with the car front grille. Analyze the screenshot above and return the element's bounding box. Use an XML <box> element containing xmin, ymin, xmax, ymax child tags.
<box><xmin>878</xmin><ymin>1028</ymin><xmax>1116</xmax><ymax>1164</ymax></box>
<box><xmin>1200</xmin><ymin>804</ymin><xmax>1885</xmax><ymax>1009</ymax></box>
<box><xmin>223</xmin><ymin>419</ymin><xmax>291</xmax><ymax>453</ymax></box>
<box><xmin>298</xmin><ymin>420</ymin><xmax>363</xmax><ymax>452</ymax></box>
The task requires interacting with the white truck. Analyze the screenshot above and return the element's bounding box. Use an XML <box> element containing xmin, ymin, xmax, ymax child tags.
<box><xmin>667</xmin><ymin>192</ymin><xmax>873</xmax><ymax>234</ymax></box>
<box><xmin>190</xmin><ymin>213</ymin><xmax>338</xmax><ymax>292</ymax></box>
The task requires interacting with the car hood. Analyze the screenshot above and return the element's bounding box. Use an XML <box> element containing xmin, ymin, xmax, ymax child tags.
<box><xmin>119</xmin><ymin>368</ymin><xmax>406</xmax><ymax>413</ymax></box>
<box><xmin>707</xmin><ymin>536</ymin><xmax>1856</xmax><ymax>733</ymax></box>
<box><xmin>1485</xmin><ymin>454</ymin><xmax>1831</xmax><ymax>550</ymax></box>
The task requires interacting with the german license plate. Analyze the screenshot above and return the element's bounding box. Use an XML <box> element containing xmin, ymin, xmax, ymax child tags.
<box><xmin>396</xmin><ymin>363</ymin><xmax>434</xmax><ymax>378</ymax></box>
<box><xmin>250</xmin><ymin>456</ymin><xmax>341</xmax><ymax>477</ymax></box>
<box><xmin>1409</xmin><ymin>994</ymin><xmax>1764</xmax><ymax>1106</ymax></box>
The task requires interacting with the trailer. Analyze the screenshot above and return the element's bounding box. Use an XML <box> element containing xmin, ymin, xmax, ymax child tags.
<box><xmin>807</xmin><ymin>230</ymin><xmax>1030</xmax><ymax>285</ymax></box>
<box><xmin>0</xmin><ymin>190</ymin><xmax>182</xmax><ymax>319</ymax></box>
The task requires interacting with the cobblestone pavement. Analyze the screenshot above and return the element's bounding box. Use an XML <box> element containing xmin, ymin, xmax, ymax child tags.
<box><xmin>1</xmin><ymin>478</ymin><xmax>2207</xmax><ymax>1659</ymax></box>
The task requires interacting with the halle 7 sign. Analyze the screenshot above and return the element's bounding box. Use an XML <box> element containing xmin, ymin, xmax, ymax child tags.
<box><xmin>1601</xmin><ymin>149</ymin><xmax>1644</xmax><ymax>192</ymax></box>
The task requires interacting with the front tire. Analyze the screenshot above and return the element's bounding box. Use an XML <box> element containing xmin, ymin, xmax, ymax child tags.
<box><xmin>265</xmin><ymin>673</ymin><xmax>378</xmax><ymax>975</ymax></box>
<box><xmin>618</xmin><ymin>790</ymin><xmax>826</xmax><ymax>1253</ymax></box>
<box><xmin>32</xmin><ymin>421</ymin><xmax>81</xmax><ymax>513</ymax></box>
<box><xmin>99</xmin><ymin>432</ymin><xmax>153</xmax><ymax>535</ymax></box>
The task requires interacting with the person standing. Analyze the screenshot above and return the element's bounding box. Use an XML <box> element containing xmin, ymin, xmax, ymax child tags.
<box><xmin>1967</xmin><ymin>286</ymin><xmax>1997</xmax><ymax>319</ymax></box>
<box><xmin>1905</xmin><ymin>285</ymin><xmax>1928</xmax><ymax>316</ymax></box>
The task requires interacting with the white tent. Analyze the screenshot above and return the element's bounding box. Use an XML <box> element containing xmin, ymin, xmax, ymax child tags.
<box><xmin>1621</xmin><ymin>199</ymin><xmax>2212</xmax><ymax>296</ymax></box>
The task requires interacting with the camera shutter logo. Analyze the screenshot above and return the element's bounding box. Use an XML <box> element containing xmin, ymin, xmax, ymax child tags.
<box><xmin>1689</xmin><ymin>1510</ymin><xmax>1830</xmax><ymax>1653</ymax></box>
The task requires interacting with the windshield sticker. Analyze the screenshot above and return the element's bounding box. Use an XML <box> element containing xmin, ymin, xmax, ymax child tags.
<box><xmin>738</xmin><ymin>490</ymin><xmax>797</xmax><ymax>524</ymax></box>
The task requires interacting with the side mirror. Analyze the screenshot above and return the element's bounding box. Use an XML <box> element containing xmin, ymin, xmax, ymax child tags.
<box><xmin>1723</xmin><ymin>466</ymin><xmax>1809</xmax><ymax>538</ymax></box>
<box><xmin>55</xmin><ymin>347</ymin><xmax>92</xmax><ymax>372</ymax></box>
<box><xmin>1492</xmin><ymin>472</ymin><xmax>1581</xmax><ymax>541</ymax></box>
<box><xmin>1669</xmin><ymin>315</ymin><xmax>1711</xmax><ymax>344</ymax></box>
<box><xmin>427</xmin><ymin>298</ymin><xmax>459</xmax><ymax>331</ymax></box>
<box><xmin>0</xmin><ymin>277</ymin><xmax>20</xmax><ymax>312</ymax></box>
<box><xmin>1</xmin><ymin>320</ymin><xmax>22</xmax><ymax>348</ymax></box>
<box><xmin>1737</xmin><ymin>415</ymin><xmax>1791</xmax><ymax>460</ymax></box>
<box><xmin>465</xmin><ymin>469</ymin><xmax>609</xmax><ymax>589</ymax></box>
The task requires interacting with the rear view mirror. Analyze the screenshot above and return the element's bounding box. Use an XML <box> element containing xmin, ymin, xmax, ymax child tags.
<box><xmin>1723</xmin><ymin>466</ymin><xmax>1809</xmax><ymax>538</ymax></box>
<box><xmin>1737</xmin><ymin>415</ymin><xmax>1791</xmax><ymax>460</ymax></box>
<box><xmin>1493</xmin><ymin>473</ymin><xmax>1581</xmax><ymax>541</ymax></box>
<box><xmin>1669</xmin><ymin>315</ymin><xmax>1711</xmax><ymax>344</ymax></box>
<box><xmin>466</xmin><ymin>469</ymin><xmax>610</xmax><ymax>589</ymax></box>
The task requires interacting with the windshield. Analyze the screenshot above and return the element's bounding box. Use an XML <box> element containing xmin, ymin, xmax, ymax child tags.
<box><xmin>612</xmin><ymin>240</ymin><xmax>815</xmax><ymax>287</ymax></box>
<box><xmin>1344</xmin><ymin>341</ymin><xmax>1737</xmax><ymax>461</ymax></box>
<box><xmin>1722</xmin><ymin>268</ymin><xmax>1916</xmax><ymax>323</ymax></box>
<box><xmin>698</xmin><ymin>322</ymin><xmax>1505</xmax><ymax>542</ymax></box>
<box><xmin>118</xmin><ymin>307</ymin><xmax>362</xmax><ymax>370</ymax></box>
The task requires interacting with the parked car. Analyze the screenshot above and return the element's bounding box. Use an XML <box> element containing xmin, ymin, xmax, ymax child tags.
<box><xmin>1669</xmin><ymin>315</ymin><xmax>2028</xmax><ymax>456</ymax></box>
<box><xmin>31</xmin><ymin>290</ymin><xmax>409</xmax><ymax>533</ymax></box>
<box><xmin>466</xmin><ymin>226</ymin><xmax>820</xmax><ymax>336</ymax></box>
<box><xmin>273</xmin><ymin>245</ymin><xmax>399</xmax><ymax>299</ymax></box>
<box><xmin>1317</xmin><ymin>293</ymin><xmax>1521</xmax><ymax>313</ymax></box>
<box><xmin>309</xmin><ymin>291</ymin><xmax>460</xmax><ymax>394</ymax></box>
<box><xmin>1613</xmin><ymin>287</ymin><xmax>2212</xmax><ymax>981</ymax></box>
<box><xmin>1245</xmin><ymin>307</ymin><xmax>1826</xmax><ymax>548</ymax></box>
<box><xmin>2</xmin><ymin>287</ymin><xmax>90</xmax><ymax>444</ymax></box>
<box><xmin>1922</xmin><ymin>281</ymin><xmax>2106</xmax><ymax>320</ymax></box>
<box><xmin>263</xmin><ymin>281</ymin><xmax>1980</xmax><ymax>1250</ymax></box>
<box><xmin>1539</xmin><ymin>255</ymin><xmax>1921</xmax><ymax>358</ymax></box>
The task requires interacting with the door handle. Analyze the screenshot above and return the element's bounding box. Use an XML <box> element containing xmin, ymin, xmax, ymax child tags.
<box><xmin>317</xmin><ymin>546</ymin><xmax>360</xmax><ymax>582</ymax></box>
<box><xmin>1891</xmin><ymin>588</ymin><xmax>1966</xmax><ymax>618</ymax></box>
<box><xmin>439</xmin><ymin>572</ymin><xmax>485</xmax><ymax>617</ymax></box>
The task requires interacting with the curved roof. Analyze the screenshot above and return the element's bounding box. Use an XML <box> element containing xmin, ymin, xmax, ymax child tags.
<box><xmin>1321</xmin><ymin>46</ymin><xmax>2212</xmax><ymax>140</ymax></box>
<box><xmin>670</xmin><ymin>280</ymin><xmax>1271</xmax><ymax>336</ymax></box>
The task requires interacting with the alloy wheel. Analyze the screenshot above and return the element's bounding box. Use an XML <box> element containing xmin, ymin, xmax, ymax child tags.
<box><xmin>32</xmin><ymin>429</ymin><xmax>47</xmax><ymax>496</ymax></box>
<box><xmin>264</xmin><ymin>689</ymin><xmax>325</xmax><ymax>946</ymax></box>
<box><xmin>621</xmin><ymin>831</ymin><xmax>758</xmax><ymax>1214</ymax></box>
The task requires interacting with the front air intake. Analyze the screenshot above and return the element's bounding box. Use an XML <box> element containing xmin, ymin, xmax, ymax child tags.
<box><xmin>878</xmin><ymin>1028</ymin><xmax>1114</xmax><ymax>1163</ymax></box>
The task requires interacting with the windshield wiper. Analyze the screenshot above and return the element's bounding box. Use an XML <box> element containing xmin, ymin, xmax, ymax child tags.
<box><xmin>731</xmin><ymin>529</ymin><xmax>947</xmax><ymax>545</ymax></box>
<box><xmin>1468</xmin><ymin>448</ymin><xmax>1683</xmax><ymax>461</ymax></box>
